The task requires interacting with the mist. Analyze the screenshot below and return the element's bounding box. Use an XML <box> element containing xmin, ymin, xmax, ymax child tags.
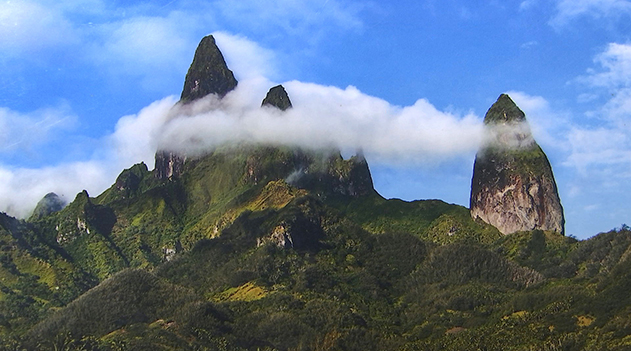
<box><xmin>158</xmin><ymin>77</ymin><xmax>484</xmax><ymax>165</ymax></box>
<box><xmin>0</xmin><ymin>77</ymin><xmax>486</xmax><ymax>219</ymax></box>
<box><xmin>483</xmin><ymin>121</ymin><xmax>536</xmax><ymax>151</ymax></box>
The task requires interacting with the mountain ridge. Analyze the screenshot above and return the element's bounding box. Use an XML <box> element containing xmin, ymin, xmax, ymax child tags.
<box><xmin>0</xmin><ymin>36</ymin><xmax>627</xmax><ymax>351</ymax></box>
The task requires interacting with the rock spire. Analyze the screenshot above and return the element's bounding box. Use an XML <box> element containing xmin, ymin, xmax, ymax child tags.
<box><xmin>180</xmin><ymin>35</ymin><xmax>238</xmax><ymax>102</ymax></box>
<box><xmin>155</xmin><ymin>35</ymin><xmax>238</xmax><ymax>180</ymax></box>
<box><xmin>470</xmin><ymin>94</ymin><xmax>565</xmax><ymax>235</ymax></box>
<box><xmin>262</xmin><ymin>85</ymin><xmax>292</xmax><ymax>111</ymax></box>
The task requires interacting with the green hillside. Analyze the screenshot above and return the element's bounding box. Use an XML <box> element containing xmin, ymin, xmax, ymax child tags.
<box><xmin>0</xmin><ymin>35</ymin><xmax>628</xmax><ymax>350</ymax></box>
<box><xmin>0</xmin><ymin>145</ymin><xmax>627</xmax><ymax>350</ymax></box>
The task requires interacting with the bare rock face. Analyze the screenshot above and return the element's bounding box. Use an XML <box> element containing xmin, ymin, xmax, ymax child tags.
<box><xmin>155</xmin><ymin>151</ymin><xmax>186</xmax><ymax>181</ymax></box>
<box><xmin>470</xmin><ymin>94</ymin><xmax>564</xmax><ymax>235</ymax></box>
<box><xmin>155</xmin><ymin>35</ymin><xmax>238</xmax><ymax>180</ymax></box>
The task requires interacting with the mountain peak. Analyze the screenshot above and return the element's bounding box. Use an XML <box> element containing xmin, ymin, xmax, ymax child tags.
<box><xmin>484</xmin><ymin>94</ymin><xmax>526</xmax><ymax>125</ymax></box>
<box><xmin>470</xmin><ymin>95</ymin><xmax>564</xmax><ymax>235</ymax></box>
<box><xmin>262</xmin><ymin>85</ymin><xmax>292</xmax><ymax>111</ymax></box>
<box><xmin>180</xmin><ymin>35</ymin><xmax>238</xmax><ymax>103</ymax></box>
<box><xmin>156</xmin><ymin>35</ymin><xmax>236</xmax><ymax>180</ymax></box>
<box><xmin>29</xmin><ymin>192</ymin><xmax>65</xmax><ymax>220</ymax></box>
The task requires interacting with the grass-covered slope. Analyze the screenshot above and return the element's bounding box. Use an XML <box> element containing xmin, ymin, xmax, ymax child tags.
<box><xmin>0</xmin><ymin>213</ymin><xmax>95</xmax><ymax>339</ymax></box>
<box><xmin>21</xmin><ymin>214</ymin><xmax>631</xmax><ymax>350</ymax></box>
<box><xmin>0</xmin><ymin>142</ymin><xmax>628</xmax><ymax>350</ymax></box>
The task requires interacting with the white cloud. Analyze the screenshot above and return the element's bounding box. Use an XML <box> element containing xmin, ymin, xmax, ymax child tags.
<box><xmin>0</xmin><ymin>0</ymin><xmax>79</xmax><ymax>53</ymax></box>
<box><xmin>0</xmin><ymin>104</ymin><xmax>77</xmax><ymax>153</ymax></box>
<box><xmin>213</xmin><ymin>0</ymin><xmax>365</xmax><ymax>39</ymax></box>
<box><xmin>0</xmin><ymin>77</ymin><xmax>483</xmax><ymax>219</ymax></box>
<box><xmin>158</xmin><ymin>79</ymin><xmax>483</xmax><ymax>166</ymax></box>
<box><xmin>213</xmin><ymin>32</ymin><xmax>278</xmax><ymax>81</ymax></box>
<box><xmin>583</xmin><ymin>43</ymin><xmax>631</xmax><ymax>89</ymax></box>
<box><xmin>108</xmin><ymin>96</ymin><xmax>177</xmax><ymax>169</ymax></box>
<box><xmin>0</xmin><ymin>96</ymin><xmax>176</xmax><ymax>219</ymax></box>
<box><xmin>0</xmin><ymin>29</ymin><xmax>487</xmax><ymax>219</ymax></box>
<box><xmin>0</xmin><ymin>161</ymin><xmax>110</xmax><ymax>218</ymax></box>
<box><xmin>551</xmin><ymin>0</ymin><xmax>631</xmax><ymax>27</ymax></box>
<box><xmin>562</xmin><ymin>43</ymin><xmax>631</xmax><ymax>180</ymax></box>
<box><xmin>505</xmin><ymin>90</ymin><xmax>570</xmax><ymax>150</ymax></box>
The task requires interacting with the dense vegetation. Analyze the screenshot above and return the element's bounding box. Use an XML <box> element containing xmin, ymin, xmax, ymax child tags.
<box><xmin>0</xmin><ymin>146</ymin><xmax>629</xmax><ymax>350</ymax></box>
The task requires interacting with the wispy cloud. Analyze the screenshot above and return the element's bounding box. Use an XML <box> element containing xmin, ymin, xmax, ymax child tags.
<box><xmin>0</xmin><ymin>0</ymin><xmax>79</xmax><ymax>54</ymax></box>
<box><xmin>519</xmin><ymin>0</ymin><xmax>538</xmax><ymax>11</ymax></box>
<box><xmin>213</xmin><ymin>0</ymin><xmax>365</xmax><ymax>41</ymax></box>
<box><xmin>0</xmin><ymin>104</ymin><xmax>77</xmax><ymax>154</ymax></box>
<box><xmin>0</xmin><ymin>0</ymin><xmax>367</xmax><ymax>93</ymax></box>
<box><xmin>0</xmin><ymin>96</ymin><xmax>176</xmax><ymax>218</ymax></box>
<box><xmin>87</xmin><ymin>11</ymin><xmax>204</xmax><ymax>90</ymax></box>
<box><xmin>566</xmin><ymin>43</ymin><xmax>631</xmax><ymax>179</ymax></box>
<box><xmin>213</xmin><ymin>32</ymin><xmax>279</xmax><ymax>81</ymax></box>
<box><xmin>582</xmin><ymin>43</ymin><xmax>631</xmax><ymax>90</ymax></box>
<box><xmin>550</xmin><ymin>0</ymin><xmax>631</xmax><ymax>27</ymax></box>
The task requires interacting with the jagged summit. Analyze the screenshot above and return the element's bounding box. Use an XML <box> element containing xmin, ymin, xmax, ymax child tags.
<box><xmin>262</xmin><ymin>85</ymin><xmax>292</xmax><ymax>110</ymax></box>
<box><xmin>179</xmin><ymin>35</ymin><xmax>238</xmax><ymax>103</ymax></box>
<box><xmin>483</xmin><ymin>93</ymin><xmax>526</xmax><ymax>125</ymax></box>
<box><xmin>470</xmin><ymin>94</ymin><xmax>564</xmax><ymax>235</ymax></box>
<box><xmin>155</xmin><ymin>36</ymin><xmax>374</xmax><ymax>199</ymax></box>
<box><xmin>156</xmin><ymin>35</ymin><xmax>238</xmax><ymax>180</ymax></box>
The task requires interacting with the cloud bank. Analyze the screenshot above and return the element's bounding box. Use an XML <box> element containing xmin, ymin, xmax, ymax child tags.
<box><xmin>0</xmin><ymin>77</ymin><xmax>483</xmax><ymax>218</ymax></box>
<box><xmin>0</xmin><ymin>96</ymin><xmax>176</xmax><ymax>218</ymax></box>
<box><xmin>158</xmin><ymin>78</ymin><xmax>483</xmax><ymax>165</ymax></box>
<box><xmin>0</xmin><ymin>31</ymin><xmax>484</xmax><ymax>219</ymax></box>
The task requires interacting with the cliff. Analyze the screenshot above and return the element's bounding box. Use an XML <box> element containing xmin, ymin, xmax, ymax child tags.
<box><xmin>470</xmin><ymin>94</ymin><xmax>565</xmax><ymax>235</ymax></box>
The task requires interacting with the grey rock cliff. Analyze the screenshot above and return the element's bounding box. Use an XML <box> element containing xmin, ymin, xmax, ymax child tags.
<box><xmin>470</xmin><ymin>94</ymin><xmax>564</xmax><ymax>235</ymax></box>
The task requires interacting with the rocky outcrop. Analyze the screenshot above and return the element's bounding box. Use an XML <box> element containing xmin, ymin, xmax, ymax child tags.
<box><xmin>155</xmin><ymin>35</ymin><xmax>375</xmax><ymax>200</ymax></box>
<box><xmin>302</xmin><ymin>152</ymin><xmax>374</xmax><ymax>198</ymax></box>
<box><xmin>241</xmin><ymin>146</ymin><xmax>374</xmax><ymax>198</ymax></box>
<box><xmin>155</xmin><ymin>35</ymin><xmax>238</xmax><ymax>180</ymax></box>
<box><xmin>55</xmin><ymin>191</ymin><xmax>116</xmax><ymax>244</ymax></box>
<box><xmin>262</xmin><ymin>85</ymin><xmax>292</xmax><ymax>111</ymax></box>
<box><xmin>470</xmin><ymin>94</ymin><xmax>564</xmax><ymax>235</ymax></box>
<box><xmin>155</xmin><ymin>151</ymin><xmax>186</xmax><ymax>181</ymax></box>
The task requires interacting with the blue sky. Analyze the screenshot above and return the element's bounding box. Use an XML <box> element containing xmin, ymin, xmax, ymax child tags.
<box><xmin>1</xmin><ymin>0</ymin><xmax>630</xmax><ymax>239</ymax></box>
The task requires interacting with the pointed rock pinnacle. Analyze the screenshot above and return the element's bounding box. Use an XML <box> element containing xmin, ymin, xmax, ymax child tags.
<box><xmin>180</xmin><ymin>35</ymin><xmax>238</xmax><ymax>103</ymax></box>
<box><xmin>262</xmin><ymin>85</ymin><xmax>293</xmax><ymax>111</ymax></box>
<box><xmin>483</xmin><ymin>94</ymin><xmax>526</xmax><ymax>125</ymax></box>
<box><xmin>470</xmin><ymin>94</ymin><xmax>565</xmax><ymax>235</ymax></box>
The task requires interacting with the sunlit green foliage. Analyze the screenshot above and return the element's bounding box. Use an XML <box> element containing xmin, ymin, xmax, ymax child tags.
<box><xmin>0</xmin><ymin>147</ymin><xmax>630</xmax><ymax>350</ymax></box>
